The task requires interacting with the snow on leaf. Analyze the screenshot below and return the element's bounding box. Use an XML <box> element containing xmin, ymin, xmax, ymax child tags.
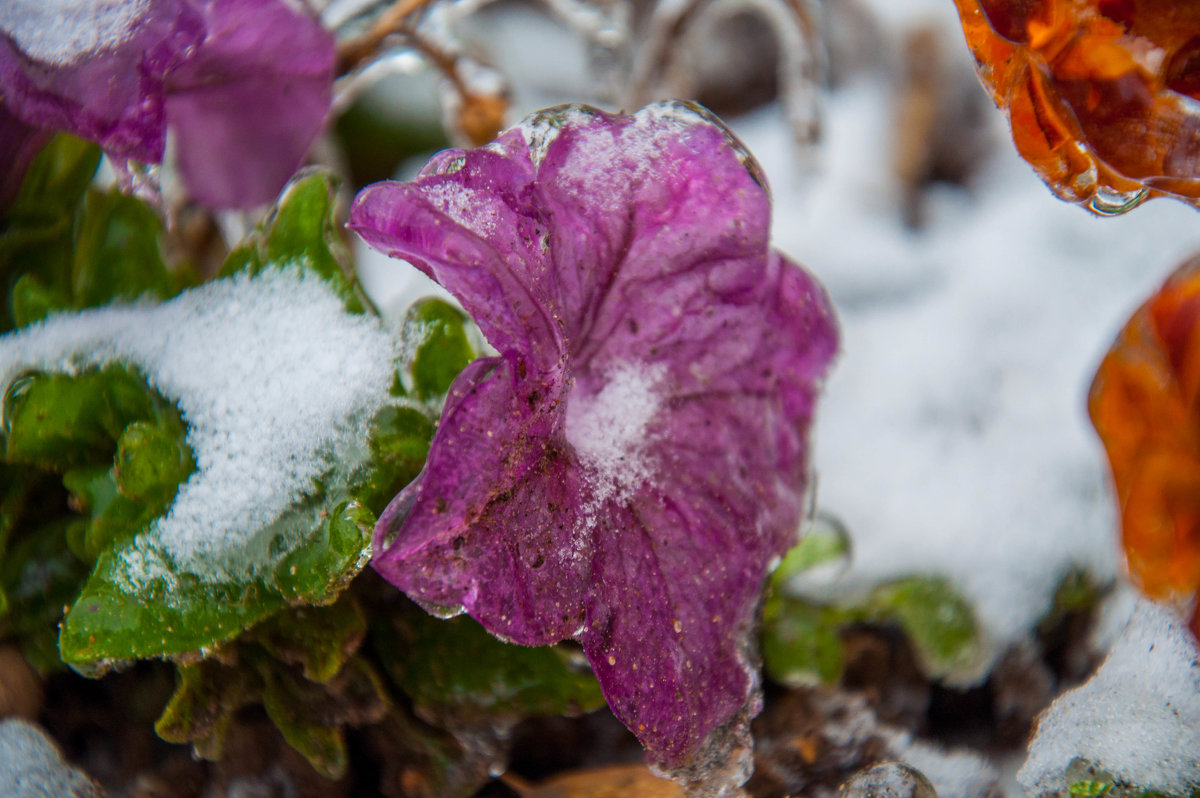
<box><xmin>349</xmin><ymin>101</ymin><xmax>839</xmax><ymax>777</ymax></box>
<box><xmin>0</xmin><ymin>0</ymin><xmax>334</xmax><ymax>208</ymax></box>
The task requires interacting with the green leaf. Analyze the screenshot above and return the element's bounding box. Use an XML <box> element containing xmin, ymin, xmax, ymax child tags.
<box><xmin>771</xmin><ymin>514</ymin><xmax>852</xmax><ymax>587</ymax></box>
<box><xmin>0</xmin><ymin>518</ymin><xmax>89</xmax><ymax>641</ymax></box>
<box><xmin>255</xmin><ymin>652</ymin><xmax>391</xmax><ymax>780</ymax></box>
<box><xmin>10</xmin><ymin>274</ymin><xmax>70</xmax><ymax>328</ymax></box>
<box><xmin>402</xmin><ymin>299</ymin><xmax>477</xmax><ymax>401</ymax></box>
<box><xmin>359</xmin><ymin>405</ymin><xmax>434</xmax><ymax>516</ymax></box>
<box><xmin>378</xmin><ymin>604</ymin><xmax>605</xmax><ymax>719</ymax></box>
<box><xmin>156</xmin><ymin>657</ymin><xmax>260</xmax><ymax>760</ymax></box>
<box><xmin>1071</xmin><ymin>783</ymin><xmax>1113</xmax><ymax>798</ymax></box>
<box><xmin>114</xmin><ymin>419</ymin><xmax>195</xmax><ymax>505</ymax></box>
<box><xmin>60</xmin><ymin>492</ymin><xmax>373</xmax><ymax>665</ymax></box>
<box><xmin>219</xmin><ymin>170</ymin><xmax>370</xmax><ymax>314</ymax></box>
<box><xmin>868</xmin><ymin>576</ymin><xmax>981</xmax><ymax>679</ymax></box>
<box><xmin>71</xmin><ymin>188</ymin><xmax>177</xmax><ymax>308</ymax></box>
<box><xmin>2</xmin><ymin>366</ymin><xmax>160</xmax><ymax>470</ymax></box>
<box><xmin>2</xmin><ymin>136</ymin><xmax>101</xmax><ymax>332</ymax></box>
<box><xmin>8</xmin><ymin>135</ymin><xmax>101</xmax><ymax>219</ymax></box>
<box><xmin>250</xmin><ymin>596</ymin><xmax>367</xmax><ymax>684</ymax></box>
<box><xmin>761</xmin><ymin>598</ymin><xmax>843</xmax><ymax>687</ymax></box>
<box><xmin>273</xmin><ymin>499</ymin><xmax>375</xmax><ymax>604</ymax></box>
<box><xmin>59</xmin><ymin>547</ymin><xmax>290</xmax><ymax>667</ymax></box>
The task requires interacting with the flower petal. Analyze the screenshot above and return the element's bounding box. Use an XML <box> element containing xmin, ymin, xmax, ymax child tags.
<box><xmin>0</xmin><ymin>0</ymin><xmax>201</xmax><ymax>162</ymax></box>
<box><xmin>374</xmin><ymin>355</ymin><xmax>592</xmax><ymax>644</ymax></box>
<box><xmin>349</xmin><ymin>141</ymin><xmax>563</xmax><ymax>367</ymax></box>
<box><xmin>164</xmin><ymin>0</ymin><xmax>334</xmax><ymax>207</ymax></box>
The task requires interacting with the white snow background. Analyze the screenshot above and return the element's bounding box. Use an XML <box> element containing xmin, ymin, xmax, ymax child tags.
<box><xmin>354</xmin><ymin>0</ymin><xmax>1200</xmax><ymax>792</ymax></box>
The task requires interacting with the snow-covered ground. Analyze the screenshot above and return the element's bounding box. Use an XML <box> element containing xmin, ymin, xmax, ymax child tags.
<box><xmin>353</xmin><ymin>1</ymin><xmax>1200</xmax><ymax>792</ymax></box>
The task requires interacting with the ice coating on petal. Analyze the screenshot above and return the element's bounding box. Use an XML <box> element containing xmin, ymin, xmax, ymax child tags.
<box><xmin>0</xmin><ymin>0</ymin><xmax>195</xmax><ymax>163</ymax></box>
<box><xmin>1</xmin><ymin>0</ymin><xmax>149</xmax><ymax>65</ymax></box>
<box><xmin>165</xmin><ymin>0</ymin><xmax>335</xmax><ymax>207</ymax></box>
<box><xmin>0</xmin><ymin>0</ymin><xmax>332</xmax><ymax>208</ymax></box>
<box><xmin>352</xmin><ymin>102</ymin><xmax>839</xmax><ymax>773</ymax></box>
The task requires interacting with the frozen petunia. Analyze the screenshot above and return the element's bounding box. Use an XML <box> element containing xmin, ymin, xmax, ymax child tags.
<box><xmin>0</xmin><ymin>0</ymin><xmax>334</xmax><ymax>208</ymax></box>
<box><xmin>349</xmin><ymin>102</ymin><xmax>839</xmax><ymax>773</ymax></box>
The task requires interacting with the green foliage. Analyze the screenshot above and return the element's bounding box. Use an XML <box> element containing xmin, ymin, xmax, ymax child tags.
<box><xmin>1</xmin><ymin>135</ymin><xmax>188</xmax><ymax>331</ymax></box>
<box><xmin>402</xmin><ymin>298</ymin><xmax>478</xmax><ymax>400</ymax></box>
<box><xmin>1053</xmin><ymin>759</ymin><xmax>1195</xmax><ymax>798</ymax></box>
<box><xmin>0</xmin><ymin>139</ymin><xmax>601</xmax><ymax>787</ymax></box>
<box><xmin>154</xmin><ymin>597</ymin><xmax>390</xmax><ymax>780</ymax></box>
<box><xmin>867</xmin><ymin>577</ymin><xmax>979</xmax><ymax>678</ymax></box>
<box><xmin>376</xmin><ymin>601</ymin><xmax>605</xmax><ymax>720</ymax></box>
<box><xmin>762</xmin><ymin>529</ymin><xmax>982</xmax><ymax>686</ymax></box>
<box><xmin>221</xmin><ymin>170</ymin><xmax>371</xmax><ymax>314</ymax></box>
<box><xmin>1</xmin><ymin>135</ymin><xmax>100</xmax><ymax>333</ymax></box>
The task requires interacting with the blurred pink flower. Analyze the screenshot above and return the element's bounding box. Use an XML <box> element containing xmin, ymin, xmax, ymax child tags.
<box><xmin>1</xmin><ymin>0</ymin><xmax>334</xmax><ymax>208</ymax></box>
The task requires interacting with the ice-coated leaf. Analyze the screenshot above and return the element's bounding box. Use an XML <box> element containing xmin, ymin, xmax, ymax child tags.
<box><xmin>376</xmin><ymin>601</ymin><xmax>605</xmax><ymax>720</ymax></box>
<box><xmin>71</xmin><ymin>188</ymin><xmax>177</xmax><ymax>308</ymax></box>
<box><xmin>0</xmin><ymin>135</ymin><xmax>100</xmax><ymax>332</ymax></box>
<box><xmin>404</xmin><ymin>299</ymin><xmax>478</xmax><ymax>401</ymax></box>
<box><xmin>760</xmin><ymin>598</ymin><xmax>843</xmax><ymax>688</ymax></box>
<box><xmin>868</xmin><ymin>577</ymin><xmax>981</xmax><ymax>679</ymax></box>
<box><xmin>351</xmin><ymin>101</ymin><xmax>839</xmax><ymax>770</ymax></box>
<box><xmin>221</xmin><ymin>170</ymin><xmax>369</xmax><ymax>313</ymax></box>
<box><xmin>2</xmin><ymin>366</ymin><xmax>160</xmax><ymax>471</ymax></box>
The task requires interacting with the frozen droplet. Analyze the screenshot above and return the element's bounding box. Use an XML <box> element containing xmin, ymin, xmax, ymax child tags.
<box><xmin>1087</xmin><ymin>186</ymin><xmax>1149</xmax><ymax>216</ymax></box>
<box><xmin>839</xmin><ymin>762</ymin><xmax>937</xmax><ymax>798</ymax></box>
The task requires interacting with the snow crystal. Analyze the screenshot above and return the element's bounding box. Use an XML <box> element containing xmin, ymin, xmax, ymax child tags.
<box><xmin>566</xmin><ymin>360</ymin><xmax>666</xmax><ymax>503</ymax></box>
<box><xmin>1</xmin><ymin>0</ymin><xmax>148</xmax><ymax>65</ymax></box>
<box><xmin>1018</xmin><ymin>599</ymin><xmax>1200</xmax><ymax>795</ymax></box>
<box><xmin>422</xmin><ymin>182</ymin><xmax>500</xmax><ymax>237</ymax></box>
<box><xmin>0</xmin><ymin>268</ymin><xmax>397</xmax><ymax>585</ymax></box>
<box><xmin>0</xmin><ymin>719</ymin><xmax>99</xmax><ymax>797</ymax></box>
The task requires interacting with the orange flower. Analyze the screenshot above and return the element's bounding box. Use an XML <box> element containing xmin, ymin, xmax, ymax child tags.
<box><xmin>1091</xmin><ymin>256</ymin><xmax>1200</xmax><ymax>635</ymax></box>
<box><xmin>954</xmin><ymin>0</ymin><xmax>1200</xmax><ymax>213</ymax></box>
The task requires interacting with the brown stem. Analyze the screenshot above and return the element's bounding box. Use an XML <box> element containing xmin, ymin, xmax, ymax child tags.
<box><xmin>336</xmin><ymin>0</ymin><xmax>433</xmax><ymax>73</ymax></box>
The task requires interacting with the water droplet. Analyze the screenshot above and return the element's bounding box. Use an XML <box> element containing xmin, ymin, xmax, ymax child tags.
<box><xmin>838</xmin><ymin>762</ymin><xmax>937</xmax><ymax>798</ymax></box>
<box><xmin>673</xmin><ymin>619</ymin><xmax>683</xmax><ymax>633</ymax></box>
<box><xmin>1088</xmin><ymin>186</ymin><xmax>1149</xmax><ymax>216</ymax></box>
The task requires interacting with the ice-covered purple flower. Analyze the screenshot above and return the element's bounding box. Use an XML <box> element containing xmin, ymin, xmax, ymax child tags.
<box><xmin>349</xmin><ymin>102</ymin><xmax>838</xmax><ymax>768</ymax></box>
<box><xmin>0</xmin><ymin>0</ymin><xmax>334</xmax><ymax>208</ymax></box>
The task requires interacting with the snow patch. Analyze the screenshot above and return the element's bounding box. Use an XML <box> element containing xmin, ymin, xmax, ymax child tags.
<box><xmin>1</xmin><ymin>0</ymin><xmax>148</xmax><ymax>65</ymax></box>
<box><xmin>0</xmin><ymin>719</ymin><xmax>99</xmax><ymax>796</ymax></box>
<box><xmin>566</xmin><ymin>360</ymin><xmax>665</xmax><ymax>505</ymax></box>
<box><xmin>748</xmin><ymin>77</ymin><xmax>1200</xmax><ymax>671</ymax></box>
<box><xmin>0</xmin><ymin>268</ymin><xmax>397</xmax><ymax>585</ymax></box>
<box><xmin>1018</xmin><ymin>599</ymin><xmax>1200</xmax><ymax>795</ymax></box>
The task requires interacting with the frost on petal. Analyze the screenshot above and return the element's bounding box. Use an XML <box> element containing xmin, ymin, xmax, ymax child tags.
<box><xmin>351</xmin><ymin>102</ymin><xmax>839</xmax><ymax>773</ymax></box>
<box><xmin>0</xmin><ymin>0</ymin><xmax>200</xmax><ymax>162</ymax></box>
<box><xmin>164</xmin><ymin>0</ymin><xmax>335</xmax><ymax>208</ymax></box>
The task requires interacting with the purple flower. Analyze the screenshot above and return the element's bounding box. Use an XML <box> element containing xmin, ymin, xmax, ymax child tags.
<box><xmin>349</xmin><ymin>102</ymin><xmax>838</xmax><ymax>768</ymax></box>
<box><xmin>0</xmin><ymin>0</ymin><xmax>334</xmax><ymax>208</ymax></box>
